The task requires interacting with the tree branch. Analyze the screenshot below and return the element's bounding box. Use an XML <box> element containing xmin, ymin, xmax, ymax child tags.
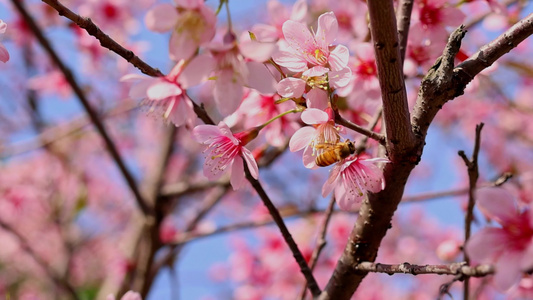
<box><xmin>458</xmin><ymin>123</ymin><xmax>483</xmax><ymax>299</ymax></box>
<box><xmin>334</xmin><ymin>114</ymin><xmax>386</xmax><ymax>146</ymax></box>
<box><xmin>299</xmin><ymin>195</ymin><xmax>336</xmax><ymax>300</ymax></box>
<box><xmin>12</xmin><ymin>0</ymin><xmax>154</xmax><ymax>217</ymax></box>
<box><xmin>243</xmin><ymin>161</ymin><xmax>321</xmax><ymax>297</ymax></box>
<box><xmin>354</xmin><ymin>261</ymin><xmax>494</xmax><ymax>277</ymax></box>
<box><xmin>367</xmin><ymin>0</ymin><xmax>415</xmax><ymax>156</ymax></box>
<box><xmin>321</xmin><ymin>14</ymin><xmax>533</xmax><ymax>300</ymax></box>
<box><xmin>396</xmin><ymin>0</ymin><xmax>414</xmax><ymax>64</ymax></box>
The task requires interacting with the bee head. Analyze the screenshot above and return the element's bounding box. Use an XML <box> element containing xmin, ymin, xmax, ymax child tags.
<box><xmin>346</xmin><ymin>140</ymin><xmax>356</xmax><ymax>154</ymax></box>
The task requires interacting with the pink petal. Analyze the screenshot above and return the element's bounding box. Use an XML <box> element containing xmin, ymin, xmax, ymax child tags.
<box><xmin>246</xmin><ymin>61</ymin><xmax>277</xmax><ymax>95</ymax></box>
<box><xmin>272</xmin><ymin>50</ymin><xmax>307</xmax><ymax>72</ymax></box>
<box><xmin>120</xmin><ymin>74</ymin><xmax>147</xmax><ymax>82</ymax></box>
<box><xmin>203</xmin><ymin>155</ymin><xmax>228</xmax><ymax>180</ymax></box>
<box><xmin>230</xmin><ymin>156</ymin><xmax>245</xmax><ymax>190</ymax></box>
<box><xmin>306</xmin><ymin>88</ymin><xmax>328</xmax><ymax>111</ymax></box>
<box><xmin>494</xmin><ymin>251</ymin><xmax>522</xmax><ymax>291</ymax></box>
<box><xmin>192</xmin><ymin>124</ymin><xmax>222</xmax><ymax>144</ymax></box>
<box><xmin>520</xmin><ymin>241</ymin><xmax>533</xmax><ymax>271</ymax></box>
<box><xmin>145</xmin><ymin>4</ymin><xmax>178</xmax><ymax>32</ymax></box>
<box><xmin>336</xmin><ymin>181</ymin><xmax>364</xmax><ymax>212</ymax></box>
<box><xmin>175</xmin><ymin>0</ymin><xmax>201</xmax><ymax>9</ymax></box>
<box><xmin>301</xmin><ymin>108</ymin><xmax>328</xmax><ymax>125</ymax></box>
<box><xmin>250</xmin><ymin>24</ymin><xmax>279</xmax><ymax>42</ymax></box>
<box><xmin>290</xmin><ymin>0</ymin><xmax>308</xmax><ymax>22</ymax></box>
<box><xmin>329</xmin><ymin>45</ymin><xmax>350</xmax><ymax>71</ymax></box>
<box><xmin>0</xmin><ymin>20</ymin><xmax>6</xmax><ymax>34</ymax></box>
<box><xmin>289</xmin><ymin>126</ymin><xmax>315</xmax><ymax>152</ymax></box>
<box><xmin>242</xmin><ymin>148</ymin><xmax>259</xmax><ymax>179</ymax></box>
<box><xmin>169</xmin><ymin>96</ymin><xmax>194</xmax><ymax>127</ymax></box>
<box><xmin>465</xmin><ymin>228</ymin><xmax>507</xmax><ymax>263</ymax></box>
<box><xmin>302</xmin><ymin>145</ymin><xmax>318</xmax><ymax>169</ymax></box>
<box><xmin>282</xmin><ymin>20</ymin><xmax>315</xmax><ymax>54</ymax></box>
<box><xmin>302</xmin><ymin>66</ymin><xmax>329</xmax><ymax>77</ymax></box>
<box><xmin>239</xmin><ymin>37</ymin><xmax>276</xmax><ymax>62</ymax></box>
<box><xmin>169</xmin><ymin>30</ymin><xmax>198</xmax><ymax>62</ymax></box>
<box><xmin>277</xmin><ymin>77</ymin><xmax>305</xmax><ymax>98</ymax></box>
<box><xmin>214</xmin><ymin>69</ymin><xmax>244</xmax><ymax>116</ymax></box>
<box><xmin>322</xmin><ymin>166</ymin><xmax>340</xmax><ymax>197</ymax></box>
<box><xmin>315</xmin><ymin>12</ymin><xmax>338</xmax><ymax>49</ymax></box>
<box><xmin>0</xmin><ymin>44</ymin><xmax>9</xmax><ymax>63</ymax></box>
<box><xmin>180</xmin><ymin>54</ymin><xmax>215</xmax><ymax>89</ymax></box>
<box><xmin>329</xmin><ymin>67</ymin><xmax>352</xmax><ymax>89</ymax></box>
<box><xmin>476</xmin><ymin>187</ymin><xmax>518</xmax><ymax>224</ymax></box>
<box><xmin>146</xmin><ymin>81</ymin><xmax>182</xmax><ymax>100</ymax></box>
<box><xmin>128</xmin><ymin>79</ymin><xmax>153</xmax><ymax>100</ymax></box>
<box><xmin>217</xmin><ymin>121</ymin><xmax>238</xmax><ymax>144</ymax></box>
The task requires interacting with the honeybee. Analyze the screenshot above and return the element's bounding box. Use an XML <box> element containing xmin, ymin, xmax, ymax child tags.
<box><xmin>314</xmin><ymin>140</ymin><xmax>356</xmax><ymax>167</ymax></box>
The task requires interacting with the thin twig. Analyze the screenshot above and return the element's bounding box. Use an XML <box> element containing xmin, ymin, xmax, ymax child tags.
<box><xmin>12</xmin><ymin>0</ymin><xmax>154</xmax><ymax>217</ymax></box>
<box><xmin>299</xmin><ymin>195</ymin><xmax>336</xmax><ymax>300</ymax></box>
<box><xmin>354</xmin><ymin>261</ymin><xmax>494</xmax><ymax>277</ymax></box>
<box><xmin>458</xmin><ymin>123</ymin><xmax>484</xmax><ymax>300</ymax></box>
<box><xmin>243</xmin><ymin>161</ymin><xmax>321</xmax><ymax>297</ymax></box>
<box><xmin>335</xmin><ymin>114</ymin><xmax>386</xmax><ymax>145</ymax></box>
<box><xmin>354</xmin><ymin>107</ymin><xmax>383</xmax><ymax>154</ymax></box>
<box><xmin>0</xmin><ymin>221</ymin><xmax>80</xmax><ymax>300</ymax></box>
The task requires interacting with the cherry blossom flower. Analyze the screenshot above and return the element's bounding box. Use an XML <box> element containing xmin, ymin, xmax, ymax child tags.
<box><xmin>322</xmin><ymin>153</ymin><xmax>388</xmax><ymax>211</ymax></box>
<box><xmin>145</xmin><ymin>0</ymin><xmax>216</xmax><ymax>61</ymax></box>
<box><xmin>237</xmin><ymin>91</ymin><xmax>300</xmax><ymax>147</ymax></box>
<box><xmin>193</xmin><ymin>35</ymin><xmax>277</xmax><ymax>116</ymax></box>
<box><xmin>289</xmin><ymin>108</ymin><xmax>340</xmax><ymax>169</ymax></box>
<box><xmin>412</xmin><ymin>0</ymin><xmax>466</xmax><ymax>41</ymax></box>
<box><xmin>121</xmin><ymin>57</ymin><xmax>214</xmax><ymax>126</ymax></box>
<box><xmin>277</xmin><ymin>65</ymin><xmax>351</xmax><ymax>110</ymax></box>
<box><xmin>193</xmin><ymin>122</ymin><xmax>259</xmax><ymax>190</ymax></box>
<box><xmin>273</xmin><ymin>11</ymin><xmax>349</xmax><ymax>72</ymax></box>
<box><xmin>338</xmin><ymin>43</ymin><xmax>381</xmax><ymax>103</ymax></box>
<box><xmin>0</xmin><ymin>20</ymin><xmax>9</xmax><ymax>63</ymax></box>
<box><xmin>249</xmin><ymin>0</ymin><xmax>308</xmax><ymax>42</ymax></box>
<box><xmin>466</xmin><ymin>187</ymin><xmax>533</xmax><ymax>291</ymax></box>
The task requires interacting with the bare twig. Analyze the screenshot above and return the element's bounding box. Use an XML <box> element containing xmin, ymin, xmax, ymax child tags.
<box><xmin>243</xmin><ymin>161</ymin><xmax>321</xmax><ymax>297</ymax></box>
<box><xmin>458</xmin><ymin>123</ymin><xmax>484</xmax><ymax>299</ymax></box>
<box><xmin>354</xmin><ymin>107</ymin><xmax>383</xmax><ymax>154</ymax></box>
<box><xmin>12</xmin><ymin>0</ymin><xmax>154</xmax><ymax>217</ymax></box>
<box><xmin>299</xmin><ymin>195</ymin><xmax>336</xmax><ymax>300</ymax></box>
<box><xmin>335</xmin><ymin>114</ymin><xmax>386</xmax><ymax>145</ymax></box>
<box><xmin>0</xmin><ymin>221</ymin><xmax>80</xmax><ymax>300</ymax></box>
<box><xmin>354</xmin><ymin>261</ymin><xmax>494</xmax><ymax>277</ymax></box>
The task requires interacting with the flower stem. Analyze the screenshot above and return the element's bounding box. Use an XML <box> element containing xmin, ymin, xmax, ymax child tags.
<box><xmin>257</xmin><ymin>108</ymin><xmax>303</xmax><ymax>130</ymax></box>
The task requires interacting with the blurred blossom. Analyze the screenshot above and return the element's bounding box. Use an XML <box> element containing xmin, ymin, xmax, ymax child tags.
<box><xmin>0</xmin><ymin>20</ymin><xmax>9</xmax><ymax>63</ymax></box>
<box><xmin>466</xmin><ymin>188</ymin><xmax>533</xmax><ymax>291</ymax></box>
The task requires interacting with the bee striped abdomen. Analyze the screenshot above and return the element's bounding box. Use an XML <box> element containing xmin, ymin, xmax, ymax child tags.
<box><xmin>316</xmin><ymin>150</ymin><xmax>342</xmax><ymax>167</ymax></box>
<box><xmin>314</xmin><ymin>140</ymin><xmax>356</xmax><ymax>167</ymax></box>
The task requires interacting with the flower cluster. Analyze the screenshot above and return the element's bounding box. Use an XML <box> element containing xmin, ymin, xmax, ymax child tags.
<box><xmin>123</xmin><ymin>4</ymin><xmax>388</xmax><ymax>206</ymax></box>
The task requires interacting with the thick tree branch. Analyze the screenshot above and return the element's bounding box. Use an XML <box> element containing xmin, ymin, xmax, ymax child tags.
<box><xmin>396</xmin><ymin>0</ymin><xmax>414</xmax><ymax>64</ymax></box>
<box><xmin>243</xmin><ymin>162</ymin><xmax>321</xmax><ymax>297</ymax></box>
<box><xmin>12</xmin><ymin>0</ymin><xmax>154</xmax><ymax>217</ymax></box>
<box><xmin>321</xmin><ymin>14</ymin><xmax>533</xmax><ymax>300</ymax></box>
<box><xmin>367</xmin><ymin>0</ymin><xmax>415</xmax><ymax>156</ymax></box>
